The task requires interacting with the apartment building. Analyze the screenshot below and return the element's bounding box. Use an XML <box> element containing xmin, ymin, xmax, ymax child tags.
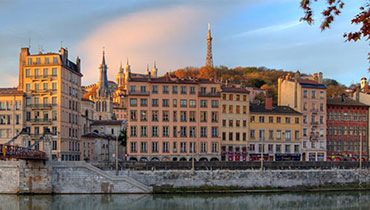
<box><xmin>0</xmin><ymin>88</ymin><xmax>25</xmax><ymax>144</ymax></box>
<box><xmin>126</xmin><ymin>74</ymin><xmax>221</xmax><ymax>161</ymax></box>
<box><xmin>220</xmin><ymin>87</ymin><xmax>249</xmax><ymax>161</ymax></box>
<box><xmin>249</xmin><ymin>93</ymin><xmax>302</xmax><ymax>161</ymax></box>
<box><xmin>18</xmin><ymin>47</ymin><xmax>82</xmax><ymax>161</ymax></box>
<box><xmin>327</xmin><ymin>96</ymin><xmax>369</xmax><ymax>161</ymax></box>
<box><xmin>278</xmin><ymin>72</ymin><xmax>327</xmax><ymax>161</ymax></box>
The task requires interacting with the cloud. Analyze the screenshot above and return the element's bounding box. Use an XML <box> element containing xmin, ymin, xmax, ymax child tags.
<box><xmin>231</xmin><ymin>20</ymin><xmax>303</xmax><ymax>38</ymax></box>
<box><xmin>75</xmin><ymin>5</ymin><xmax>214</xmax><ymax>85</ymax></box>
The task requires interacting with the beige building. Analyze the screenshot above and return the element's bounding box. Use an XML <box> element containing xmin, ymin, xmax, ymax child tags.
<box><xmin>18</xmin><ymin>47</ymin><xmax>82</xmax><ymax>161</ymax></box>
<box><xmin>126</xmin><ymin>75</ymin><xmax>221</xmax><ymax>161</ymax></box>
<box><xmin>220</xmin><ymin>87</ymin><xmax>250</xmax><ymax>161</ymax></box>
<box><xmin>0</xmin><ymin>88</ymin><xmax>25</xmax><ymax>145</ymax></box>
<box><xmin>278</xmin><ymin>72</ymin><xmax>327</xmax><ymax>161</ymax></box>
<box><xmin>81</xmin><ymin>98</ymin><xmax>95</xmax><ymax>135</ymax></box>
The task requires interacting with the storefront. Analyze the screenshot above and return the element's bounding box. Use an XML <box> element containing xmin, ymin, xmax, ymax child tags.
<box><xmin>275</xmin><ymin>154</ymin><xmax>301</xmax><ymax>161</ymax></box>
<box><xmin>249</xmin><ymin>154</ymin><xmax>272</xmax><ymax>161</ymax></box>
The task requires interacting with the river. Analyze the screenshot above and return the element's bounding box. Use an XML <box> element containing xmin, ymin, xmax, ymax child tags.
<box><xmin>2</xmin><ymin>191</ymin><xmax>370</xmax><ymax>210</ymax></box>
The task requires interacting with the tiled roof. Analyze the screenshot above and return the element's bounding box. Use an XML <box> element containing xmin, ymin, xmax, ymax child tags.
<box><xmin>327</xmin><ymin>97</ymin><xmax>368</xmax><ymax>107</ymax></box>
<box><xmin>91</xmin><ymin>120</ymin><xmax>123</xmax><ymax>126</ymax></box>
<box><xmin>299</xmin><ymin>80</ymin><xmax>326</xmax><ymax>89</ymax></box>
<box><xmin>81</xmin><ymin>132</ymin><xmax>112</xmax><ymax>139</ymax></box>
<box><xmin>0</xmin><ymin>88</ymin><xmax>24</xmax><ymax>96</ymax></box>
<box><xmin>221</xmin><ymin>87</ymin><xmax>250</xmax><ymax>94</ymax></box>
<box><xmin>250</xmin><ymin>104</ymin><xmax>302</xmax><ymax>115</ymax></box>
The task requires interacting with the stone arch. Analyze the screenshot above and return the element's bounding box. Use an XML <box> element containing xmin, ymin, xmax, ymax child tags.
<box><xmin>129</xmin><ymin>157</ymin><xmax>138</xmax><ymax>161</ymax></box>
<box><xmin>172</xmin><ymin>157</ymin><xmax>178</xmax><ymax>161</ymax></box>
<box><xmin>151</xmin><ymin>157</ymin><xmax>160</xmax><ymax>161</ymax></box>
<box><xmin>139</xmin><ymin>157</ymin><xmax>148</xmax><ymax>161</ymax></box>
<box><xmin>210</xmin><ymin>157</ymin><xmax>219</xmax><ymax>161</ymax></box>
<box><xmin>199</xmin><ymin>157</ymin><xmax>209</xmax><ymax>161</ymax></box>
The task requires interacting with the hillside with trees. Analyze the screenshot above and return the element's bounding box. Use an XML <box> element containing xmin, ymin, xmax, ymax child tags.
<box><xmin>170</xmin><ymin>66</ymin><xmax>348</xmax><ymax>101</ymax></box>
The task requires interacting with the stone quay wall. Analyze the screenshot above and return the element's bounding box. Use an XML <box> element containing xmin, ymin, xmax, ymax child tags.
<box><xmin>114</xmin><ymin>169</ymin><xmax>370</xmax><ymax>189</ymax></box>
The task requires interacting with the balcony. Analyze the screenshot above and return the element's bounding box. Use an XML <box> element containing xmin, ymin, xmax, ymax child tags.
<box><xmin>31</xmin><ymin>89</ymin><xmax>57</xmax><ymax>94</ymax></box>
<box><xmin>128</xmin><ymin>91</ymin><xmax>150</xmax><ymax>96</ymax></box>
<box><xmin>30</xmin><ymin>118</ymin><xmax>52</xmax><ymax>125</ymax></box>
<box><xmin>27</xmin><ymin>74</ymin><xmax>57</xmax><ymax>81</ymax></box>
<box><xmin>198</xmin><ymin>91</ymin><xmax>221</xmax><ymax>97</ymax></box>
<box><xmin>28</xmin><ymin>104</ymin><xmax>52</xmax><ymax>110</ymax></box>
<box><xmin>311</xmin><ymin>121</ymin><xmax>319</xmax><ymax>127</ymax></box>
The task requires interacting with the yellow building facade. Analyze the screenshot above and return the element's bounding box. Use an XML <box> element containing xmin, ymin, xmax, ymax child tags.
<box><xmin>18</xmin><ymin>47</ymin><xmax>82</xmax><ymax>161</ymax></box>
<box><xmin>249</xmin><ymin>103</ymin><xmax>302</xmax><ymax>161</ymax></box>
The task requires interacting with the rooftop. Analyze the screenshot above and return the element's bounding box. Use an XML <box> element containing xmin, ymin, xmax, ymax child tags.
<box><xmin>90</xmin><ymin>120</ymin><xmax>124</xmax><ymax>126</ymax></box>
<box><xmin>129</xmin><ymin>75</ymin><xmax>218</xmax><ymax>84</ymax></box>
<box><xmin>327</xmin><ymin>96</ymin><xmax>368</xmax><ymax>107</ymax></box>
<box><xmin>250</xmin><ymin>104</ymin><xmax>302</xmax><ymax>115</ymax></box>
<box><xmin>0</xmin><ymin>88</ymin><xmax>24</xmax><ymax>96</ymax></box>
<box><xmin>221</xmin><ymin>86</ymin><xmax>250</xmax><ymax>94</ymax></box>
<box><xmin>299</xmin><ymin>79</ymin><xmax>326</xmax><ymax>89</ymax></box>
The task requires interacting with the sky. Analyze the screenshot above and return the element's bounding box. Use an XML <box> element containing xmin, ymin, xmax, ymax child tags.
<box><xmin>0</xmin><ymin>0</ymin><xmax>368</xmax><ymax>87</ymax></box>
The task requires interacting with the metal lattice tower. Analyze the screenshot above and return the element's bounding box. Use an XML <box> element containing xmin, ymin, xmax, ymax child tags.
<box><xmin>206</xmin><ymin>23</ymin><xmax>213</xmax><ymax>67</ymax></box>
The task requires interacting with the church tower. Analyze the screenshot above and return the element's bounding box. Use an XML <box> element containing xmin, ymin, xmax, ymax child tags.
<box><xmin>94</xmin><ymin>50</ymin><xmax>113</xmax><ymax>120</ymax></box>
<box><xmin>116</xmin><ymin>61</ymin><xmax>124</xmax><ymax>88</ymax></box>
<box><xmin>205</xmin><ymin>23</ymin><xmax>213</xmax><ymax>67</ymax></box>
<box><xmin>124</xmin><ymin>58</ymin><xmax>131</xmax><ymax>90</ymax></box>
<box><xmin>145</xmin><ymin>64</ymin><xmax>150</xmax><ymax>76</ymax></box>
<box><xmin>152</xmin><ymin>61</ymin><xmax>158</xmax><ymax>78</ymax></box>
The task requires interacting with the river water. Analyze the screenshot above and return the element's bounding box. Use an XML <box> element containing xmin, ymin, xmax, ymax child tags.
<box><xmin>2</xmin><ymin>191</ymin><xmax>370</xmax><ymax>210</ymax></box>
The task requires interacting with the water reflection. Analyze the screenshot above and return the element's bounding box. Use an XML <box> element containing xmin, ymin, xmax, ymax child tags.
<box><xmin>1</xmin><ymin>191</ymin><xmax>370</xmax><ymax>210</ymax></box>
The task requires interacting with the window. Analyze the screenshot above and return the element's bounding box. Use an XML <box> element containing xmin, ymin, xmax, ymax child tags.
<box><xmin>320</xmin><ymin>103</ymin><xmax>324</xmax><ymax>112</ymax></box>
<box><xmin>189</xmin><ymin>111</ymin><xmax>196</xmax><ymax>122</ymax></box>
<box><xmin>295</xmin><ymin>117</ymin><xmax>299</xmax><ymax>124</ymax></box>
<box><xmin>312</xmin><ymin>90</ymin><xmax>316</xmax><ymax>99</ymax></box>
<box><xmin>180</xmin><ymin>100</ymin><xmax>187</xmax><ymax>107</ymax></box>
<box><xmin>140</xmin><ymin>126</ymin><xmax>147</xmax><ymax>137</ymax></box>
<box><xmin>229</xmin><ymin>94</ymin><xmax>233</xmax><ymax>100</ymax></box>
<box><xmin>211</xmin><ymin>112</ymin><xmax>218</xmax><ymax>122</ymax></box>
<box><xmin>43</xmin><ymin>68</ymin><xmax>48</xmax><ymax>77</ymax></box>
<box><xmin>25</xmin><ymin>69</ymin><xmax>31</xmax><ymax>77</ymax></box>
<box><xmin>162</xmin><ymin>99</ymin><xmax>169</xmax><ymax>107</ymax></box>
<box><xmin>201</xmin><ymin>142</ymin><xmax>207</xmax><ymax>153</ymax></box>
<box><xmin>250</xmin><ymin>130</ymin><xmax>255</xmax><ymax>139</ymax></box>
<box><xmin>236</xmin><ymin>120</ymin><xmax>240</xmax><ymax>127</ymax></box>
<box><xmin>259</xmin><ymin>116</ymin><xmax>265</xmax><ymax>123</ymax></box>
<box><xmin>228</xmin><ymin>119</ymin><xmax>233</xmax><ymax>127</ymax></box>
<box><xmin>212</xmin><ymin>143</ymin><xmax>218</xmax><ymax>153</ymax></box>
<box><xmin>180</xmin><ymin>126</ymin><xmax>187</xmax><ymax>137</ymax></box>
<box><xmin>152</xmin><ymin>126</ymin><xmax>158</xmax><ymax>137</ymax></box>
<box><xmin>236</xmin><ymin>105</ymin><xmax>240</xmax><ymax>114</ymax></box>
<box><xmin>320</xmin><ymin>115</ymin><xmax>324</xmax><ymax>124</ymax></box>
<box><xmin>130</xmin><ymin>110</ymin><xmax>137</xmax><ymax>121</ymax></box>
<box><xmin>190</xmin><ymin>142</ymin><xmax>196</xmax><ymax>153</ymax></box>
<box><xmin>180</xmin><ymin>86</ymin><xmax>187</xmax><ymax>94</ymax></box>
<box><xmin>229</xmin><ymin>132</ymin><xmax>233</xmax><ymax>141</ymax></box>
<box><xmin>152</xmin><ymin>111</ymin><xmax>158</xmax><ymax>121</ymax></box>
<box><xmin>243</xmin><ymin>133</ymin><xmax>247</xmax><ymax>141</ymax></box>
<box><xmin>189</xmin><ymin>100</ymin><xmax>196</xmax><ymax>107</ymax></box>
<box><xmin>190</xmin><ymin>86</ymin><xmax>196</xmax><ymax>94</ymax></box>
<box><xmin>140</xmin><ymin>99</ymin><xmax>147</xmax><ymax>107</ymax></box>
<box><xmin>200</xmin><ymin>100</ymin><xmax>207</xmax><ymax>108</ymax></box>
<box><xmin>152</xmin><ymin>85</ymin><xmax>158</xmax><ymax>93</ymax></box>
<box><xmin>189</xmin><ymin>126</ymin><xmax>196</xmax><ymax>137</ymax></box>
<box><xmin>130</xmin><ymin>126</ymin><xmax>137</xmax><ymax>137</ymax></box>
<box><xmin>276</xmin><ymin>130</ymin><xmax>281</xmax><ymax>139</ymax></box>
<box><xmin>200</xmin><ymin>87</ymin><xmax>206</xmax><ymax>93</ymax></box>
<box><xmin>140</xmin><ymin>86</ymin><xmax>146</xmax><ymax>93</ymax></box>
<box><xmin>276</xmin><ymin>117</ymin><xmax>281</xmax><ymax>123</ymax></box>
<box><xmin>211</xmin><ymin>100</ymin><xmax>218</xmax><ymax>108</ymax></box>
<box><xmin>303</xmin><ymin>90</ymin><xmax>308</xmax><ymax>98</ymax></box>
<box><xmin>303</xmin><ymin>128</ymin><xmax>307</xmax><ymax>137</ymax></box>
<box><xmin>130</xmin><ymin>85</ymin><xmax>136</xmax><ymax>93</ymax></box>
<box><xmin>172</xmin><ymin>86</ymin><xmax>178</xmax><ymax>94</ymax></box>
<box><xmin>180</xmin><ymin>111</ymin><xmax>187</xmax><ymax>122</ymax></box>
<box><xmin>36</xmin><ymin>57</ymin><xmax>41</xmax><ymax>64</ymax></box>
<box><xmin>152</xmin><ymin>142</ymin><xmax>158</xmax><ymax>153</ymax></box>
<box><xmin>285</xmin><ymin>117</ymin><xmax>291</xmax><ymax>124</ymax></box>
<box><xmin>162</xmin><ymin>86</ymin><xmax>169</xmax><ymax>94</ymax></box>
<box><xmin>140</xmin><ymin>142</ymin><xmax>147</xmax><ymax>153</ymax></box>
<box><xmin>243</xmin><ymin>106</ymin><xmax>247</xmax><ymax>114</ymax></box>
<box><xmin>229</xmin><ymin>105</ymin><xmax>233</xmax><ymax>113</ymax></box>
<box><xmin>140</xmin><ymin>110</ymin><xmax>147</xmax><ymax>121</ymax></box>
<box><xmin>52</xmin><ymin>82</ymin><xmax>57</xmax><ymax>90</ymax></box>
<box><xmin>236</xmin><ymin>133</ymin><xmax>240</xmax><ymax>141</ymax></box>
<box><xmin>34</xmin><ymin>83</ymin><xmax>39</xmax><ymax>91</ymax></box>
<box><xmin>27</xmin><ymin>58</ymin><xmax>32</xmax><ymax>65</ymax></box>
<box><xmin>152</xmin><ymin>99</ymin><xmax>158</xmax><ymax>107</ymax></box>
<box><xmin>258</xmin><ymin>129</ymin><xmax>265</xmax><ymax>141</ymax></box>
<box><xmin>236</xmin><ymin>95</ymin><xmax>240</xmax><ymax>101</ymax></box>
<box><xmin>180</xmin><ymin>142</ymin><xmax>187</xmax><ymax>153</ymax></box>
<box><xmin>26</xmin><ymin>84</ymin><xmax>30</xmax><ymax>92</ymax></box>
<box><xmin>130</xmin><ymin>142</ymin><xmax>137</xmax><ymax>153</ymax></box>
<box><xmin>285</xmin><ymin>130</ymin><xmax>291</xmax><ymax>141</ymax></box>
<box><xmin>173</xmin><ymin>99</ymin><xmax>177</xmax><ymax>107</ymax></box>
<box><xmin>173</xmin><ymin>142</ymin><xmax>177</xmax><ymax>153</ymax></box>
<box><xmin>211</xmin><ymin>127</ymin><xmax>218</xmax><ymax>137</ymax></box>
<box><xmin>200</xmin><ymin>127</ymin><xmax>207</xmax><ymax>137</ymax></box>
<box><xmin>222</xmin><ymin>132</ymin><xmax>226</xmax><ymax>141</ymax></box>
<box><xmin>163</xmin><ymin>142</ymin><xmax>169</xmax><ymax>153</ymax></box>
<box><xmin>222</xmin><ymin>94</ymin><xmax>226</xmax><ymax>100</ymax></box>
<box><xmin>162</xmin><ymin>111</ymin><xmax>169</xmax><ymax>122</ymax></box>
<box><xmin>173</xmin><ymin>126</ymin><xmax>177</xmax><ymax>137</ymax></box>
<box><xmin>52</xmin><ymin>68</ymin><xmax>57</xmax><ymax>76</ymax></box>
<box><xmin>295</xmin><ymin>130</ymin><xmax>299</xmax><ymax>140</ymax></box>
<box><xmin>222</xmin><ymin>105</ymin><xmax>226</xmax><ymax>113</ymax></box>
<box><xmin>269</xmin><ymin>130</ymin><xmax>273</xmax><ymax>140</ymax></box>
<box><xmin>243</xmin><ymin>120</ymin><xmax>247</xmax><ymax>127</ymax></box>
<box><xmin>285</xmin><ymin>145</ymin><xmax>291</xmax><ymax>153</ymax></box>
<box><xmin>269</xmin><ymin>117</ymin><xmax>273</xmax><ymax>123</ymax></box>
<box><xmin>173</xmin><ymin>111</ymin><xmax>177</xmax><ymax>122</ymax></box>
<box><xmin>200</xmin><ymin>111</ymin><xmax>207</xmax><ymax>122</ymax></box>
<box><xmin>303</xmin><ymin>102</ymin><xmax>308</xmax><ymax>111</ymax></box>
<box><xmin>130</xmin><ymin>99</ymin><xmax>137</xmax><ymax>106</ymax></box>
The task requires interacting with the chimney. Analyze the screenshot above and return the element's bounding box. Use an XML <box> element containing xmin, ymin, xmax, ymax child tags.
<box><xmin>318</xmin><ymin>72</ymin><xmax>323</xmax><ymax>84</ymax></box>
<box><xmin>265</xmin><ymin>89</ymin><xmax>273</xmax><ymax>110</ymax></box>
<box><xmin>59</xmin><ymin>47</ymin><xmax>68</xmax><ymax>64</ymax></box>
